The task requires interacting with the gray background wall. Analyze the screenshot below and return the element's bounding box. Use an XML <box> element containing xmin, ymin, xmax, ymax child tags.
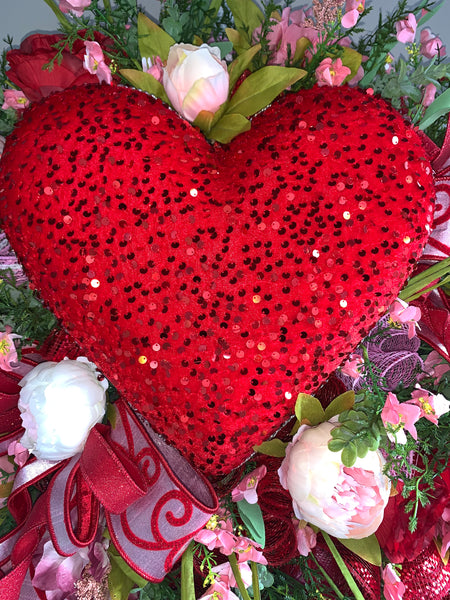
<box><xmin>2</xmin><ymin>1</ymin><xmax>450</xmax><ymax>54</ymax></box>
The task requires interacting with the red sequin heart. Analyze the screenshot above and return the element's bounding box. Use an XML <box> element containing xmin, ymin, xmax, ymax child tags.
<box><xmin>0</xmin><ymin>84</ymin><xmax>435</xmax><ymax>477</ymax></box>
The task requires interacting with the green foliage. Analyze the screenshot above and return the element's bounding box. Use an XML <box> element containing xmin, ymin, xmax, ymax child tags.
<box><xmin>236</xmin><ymin>498</ymin><xmax>266</xmax><ymax>547</ymax></box>
<box><xmin>160</xmin><ymin>0</ymin><xmax>234</xmax><ymax>44</ymax></box>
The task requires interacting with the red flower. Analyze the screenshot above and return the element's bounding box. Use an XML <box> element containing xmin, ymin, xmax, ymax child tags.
<box><xmin>6</xmin><ymin>32</ymin><xmax>113</xmax><ymax>103</ymax></box>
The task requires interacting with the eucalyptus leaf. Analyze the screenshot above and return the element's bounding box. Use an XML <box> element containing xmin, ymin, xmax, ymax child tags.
<box><xmin>225</xmin><ymin>66</ymin><xmax>306</xmax><ymax>118</ymax></box>
<box><xmin>341</xmin><ymin>443</ymin><xmax>357</xmax><ymax>467</ymax></box>
<box><xmin>294</xmin><ymin>393</ymin><xmax>325</xmax><ymax>426</ymax></box>
<box><xmin>253</xmin><ymin>438</ymin><xmax>287</xmax><ymax>457</ymax></box>
<box><xmin>419</xmin><ymin>87</ymin><xmax>450</xmax><ymax>131</ymax></box>
<box><xmin>120</xmin><ymin>69</ymin><xmax>170</xmax><ymax>105</ymax></box>
<box><xmin>237</xmin><ymin>499</ymin><xmax>266</xmax><ymax>548</ymax></box>
<box><xmin>137</xmin><ymin>13</ymin><xmax>175</xmax><ymax>61</ymax></box>
<box><xmin>328</xmin><ymin>438</ymin><xmax>346</xmax><ymax>453</ymax></box>
<box><xmin>208</xmin><ymin>113</ymin><xmax>251</xmax><ymax>143</ymax></box>
<box><xmin>226</xmin><ymin>0</ymin><xmax>264</xmax><ymax>45</ymax></box>
<box><xmin>337</xmin><ymin>534</ymin><xmax>382</xmax><ymax>567</ymax></box>
<box><xmin>355</xmin><ymin>438</ymin><xmax>369</xmax><ymax>459</ymax></box>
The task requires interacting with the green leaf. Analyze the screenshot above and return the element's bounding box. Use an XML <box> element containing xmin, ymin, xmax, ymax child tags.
<box><xmin>293</xmin><ymin>37</ymin><xmax>311</xmax><ymax>64</ymax></box>
<box><xmin>355</xmin><ymin>438</ymin><xmax>369</xmax><ymax>459</ymax></box>
<box><xmin>137</xmin><ymin>12</ymin><xmax>175</xmax><ymax>61</ymax></box>
<box><xmin>420</xmin><ymin>87</ymin><xmax>450</xmax><ymax>131</ymax></box>
<box><xmin>208</xmin><ymin>113</ymin><xmax>251</xmax><ymax>143</ymax></box>
<box><xmin>324</xmin><ymin>391</ymin><xmax>355</xmax><ymax>421</ymax></box>
<box><xmin>237</xmin><ymin>499</ymin><xmax>266</xmax><ymax>548</ymax></box>
<box><xmin>211</xmin><ymin>41</ymin><xmax>234</xmax><ymax>60</ymax></box>
<box><xmin>340</xmin><ymin>47</ymin><xmax>363</xmax><ymax>82</ymax></box>
<box><xmin>228</xmin><ymin>44</ymin><xmax>261</xmax><ymax>91</ymax></box>
<box><xmin>253</xmin><ymin>438</ymin><xmax>287</xmax><ymax>457</ymax></box>
<box><xmin>341</xmin><ymin>442</ymin><xmax>357</xmax><ymax>467</ymax></box>
<box><xmin>337</xmin><ymin>534</ymin><xmax>382</xmax><ymax>567</ymax></box>
<box><xmin>417</xmin><ymin>1</ymin><xmax>444</xmax><ymax>26</ymax></box>
<box><xmin>294</xmin><ymin>393</ymin><xmax>325</xmax><ymax>426</ymax></box>
<box><xmin>225</xmin><ymin>66</ymin><xmax>306</xmax><ymax>118</ymax></box>
<box><xmin>192</xmin><ymin>110</ymin><xmax>216</xmax><ymax>134</ymax></box>
<box><xmin>225</xmin><ymin>27</ymin><xmax>251</xmax><ymax>55</ymax></box>
<box><xmin>226</xmin><ymin>0</ymin><xmax>264</xmax><ymax>45</ymax></box>
<box><xmin>120</xmin><ymin>69</ymin><xmax>170</xmax><ymax>105</ymax></box>
<box><xmin>109</xmin><ymin>545</ymin><xmax>148</xmax><ymax>589</ymax></box>
<box><xmin>328</xmin><ymin>438</ymin><xmax>346</xmax><ymax>453</ymax></box>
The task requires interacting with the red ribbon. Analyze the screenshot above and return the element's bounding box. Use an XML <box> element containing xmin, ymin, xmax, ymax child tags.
<box><xmin>0</xmin><ymin>362</ymin><xmax>218</xmax><ymax>598</ymax></box>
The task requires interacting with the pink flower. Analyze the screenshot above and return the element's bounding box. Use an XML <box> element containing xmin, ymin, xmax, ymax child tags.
<box><xmin>59</xmin><ymin>0</ymin><xmax>91</xmax><ymax>17</ymax></box>
<box><xmin>0</xmin><ymin>327</ymin><xmax>21</xmax><ymax>371</ymax></box>
<box><xmin>83</xmin><ymin>41</ymin><xmax>112</xmax><ymax>85</ymax></box>
<box><xmin>279</xmin><ymin>420</ymin><xmax>390</xmax><ymax>539</ymax></box>
<box><xmin>382</xmin><ymin>564</ymin><xmax>405</xmax><ymax>600</ymax></box>
<box><xmin>32</xmin><ymin>538</ymin><xmax>89</xmax><ymax>600</ymax></box>
<box><xmin>341</xmin><ymin>0</ymin><xmax>365</xmax><ymax>29</ymax></box>
<box><xmin>231</xmin><ymin>465</ymin><xmax>267</xmax><ymax>504</ymax></box>
<box><xmin>420</xmin><ymin>28</ymin><xmax>446</xmax><ymax>59</ymax></box>
<box><xmin>142</xmin><ymin>56</ymin><xmax>164</xmax><ymax>82</ymax></box>
<box><xmin>194</xmin><ymin>509</ymin><xmax>237</xmax><ymax>556</ymax></box>
<box><xmin>212</xmin><ymin>561</ymin><xmax>252</xmax><ymax>589</ymax></box>
<box><xmin>0</xmin><ymin>454</ymin><xmax>16</xmax><ymax>509</ymax></box>
<box><xmin>315</xmin><ymin>58</ymin><xmax>351</xmax><ymax>87</ymax></box>
<box><xmin>406</xmin><ymin>388</ymin><xmax>450</xmax><ymax>425</ymax></box>
<box><xmin>439</xmin><ymin>506</ymin><xmax>450</xmax><ymax>559</ymax></box>
<box><xmin>395</xmin><ymin>14</ymin><xmax>417</xmax><ymax>44</ymax></box>
<box><xmin>2</xmin><ymin>89</ymin><xmax>29</xmax><ymax>111</ymax></box>
<box><xmin>381</xmin><ymin>392</ymin><xmax>421</xmax><ymax>444</ymax></box>
<box><xmin>232</xmin><ymin>537</ymin><xmax>267</xmax><ymax>565</ymax></box>
<box><xmin>423</xmin><ymin>350</ymin><xmax>450</xmax><ymax>384</ymax></box>
<box><xmin>293</xmin><ymin>518</ymin><xmax>317</xmax><ymax>556</ymax></box>
<box><xmin>7</xmin><ymin>440</ymin><xmax>29</xmax><ymax>468</ymax></box>
<box><xmin>389</xmin><ymin>298</ymin><xmax>421</xmax><ymax>339</ymax></box>
<box><xmin>341</xmin><ymin>353</ymin><xmax>363</xmax><ymax>378</ymax></box>
<box><xmin>422</xmin><ymin>83</ymin><xmax>437</xmax><ymax>107</ymax></box>
<box><xmin>198</xmin><ymin>579</ymin><xmax>240</xmax><ymax>600</ymax></box>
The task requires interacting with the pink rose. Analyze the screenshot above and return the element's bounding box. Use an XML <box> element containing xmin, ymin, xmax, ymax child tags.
<box><xmin>279</xmin><ymin>420</ymin><xmax>390</xmax><ymax>539</ymax></box>
<box><xmin>395</xmin><ymin>14</ymin><xmax>417</xmax><ymax>44</ymax></box>
<box><xmin>2</xmin><ymin>89</ymin><xmax>29</xmax><ymax>110</ymax></box>
<box><xmin>315</xmin><ymin>57</ymin><xmax>351</xmax><ymax>87</ymax></box>
<box><xmin>420</xmin><ymin>28</ymin><xmax>446</xmax><ymax>59</ymax></box>
<box><xmin>59</xmin><ymin>0</ymin><xmax>91</xmax><ymax>17</ymax></box>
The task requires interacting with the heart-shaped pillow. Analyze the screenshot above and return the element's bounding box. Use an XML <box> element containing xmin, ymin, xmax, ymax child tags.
<box><xmin>0</xmin><ymin>84</ymin><xmax>435</xmax><ymax>478</ymax></box>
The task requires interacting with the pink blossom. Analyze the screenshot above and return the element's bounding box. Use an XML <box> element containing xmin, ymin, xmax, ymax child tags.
<box><xmin>423</xmin><ymin>350</ymin><xmax>450</xmax><ymax>384</ymax></box>
<box><xmin>439</xmin><ymin>506</ymin><xmax>450</xmax><ymax>559</ymax></box>
<box><xmin>341</xmin><ymin>353</ymin><xmax>363</xmax><ymax>378</ymax></box>
<box><xmin>142</xmin><ymin>56</ymin><xmax>164</xmax><ymax>83</ymax></box>
<box><xmin>231</xmin><ymin>465</ymin><xmax>266</xmax><ymax>504</ymax></box>
<box><xmin>293</xmin><ymin>518</ymin><xmax>317</xmax><ymax>556</ymax></box>
<box><xmin>315</xmin><ymin>58</ymin><xmax>351</xmax><ymax>87</ymax></box>
<box><xmin>232</xmin><ymin>537</ymin><xmax>267</xmax><ymax>565</ymax></box>
<box><xmin>388</xmin><ymin>298</ymin><xmax>421</xmax><ymax>339</ymax></box>
<box><xmin>7</xmin><ymin>440</ymin><xmax>29</xmax><ymax>468</ymax></box>
<box><xmin>422</xmin><ymin>83</ymin><xmax>437</xmax><ymax>107</ymax></box>
<box><xmin>83</xmin><ymin>41</ymin><xmax>112</xmax><ymax>85</ymax></box>
<box><xmin>406</xmin><ymin>388</ymin><xmax>450</xmax><ymax>425</ymax></box>
<box><xmin>0</xmin><ymin>327</ymin><xmax>21</xmax><ymax>371</ymax></box>
<box><xmin>194</xmin><ymin>509</ymin><xmax>237</xmax><ymax>556</ymax></box>
<box><xmin>212</xmin><ymin>561</ymin><xmax>252</xmax><ymax>589</ymax></box>
<box><xmin>420</xmin><ymin>28</ymin><xmax>446</xmax><ymax>59</ymax></box>
<box><xmin>32</xmin><ymin>538</ymin><xmax>89</xmax><ymax>600</ymax></box>
<box><xmin>198</xmin><ymin>579</ymin><xmax>240</xmax><ymax>600</ymax></box>
<box><xmin>341</xmin><ymin>1</ymin><xmax>365</xmax><ymax>29</ymax></box>
<box><xmin>59</xmin><ymin>0</ymin><xmax>91</xmax><ymax>17</ymax></box>
<box><xmin>0</xmin><ymin>454</ymin><xmax>16</xmax><ymax>509</ymax></box>
<box><xmin>381</xmin><ymin>392</ymin><xmax>421</xmax><ymax>444</ymax></box>
<box><xmin>2</xmin><ymin>89</ymin><xmax>29</xmax><ymax>111</ymax></box>
<box><xmin>395</xmin><ymin>14</ymin><xmax>417</xmax><ymax>44</ymax></box>
<box><xmin>383</xmin><ymin>564</ymin><xmax>405</xmax><ymax>600</ymax></box>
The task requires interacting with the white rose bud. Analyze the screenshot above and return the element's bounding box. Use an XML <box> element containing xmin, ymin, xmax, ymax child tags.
<box><xmin>163</xmin><ymin>43</ymin><xmax>229</xmax><ymax>122</ymax></box>
<box><xmin>18</xmin><ymin>357</ymin><xmax>108</xmax><ymax>461</ymax></box>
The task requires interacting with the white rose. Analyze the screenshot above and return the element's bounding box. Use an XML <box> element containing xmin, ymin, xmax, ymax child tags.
<box><xmin>163</xmin><ymin>43</ymin><xmax>229</xmax><ymax>122</ymax></box>
<box><xmin>19</xmin><ymin>357</ymin><xmax>108</xmax><ymax>461</ymax></box>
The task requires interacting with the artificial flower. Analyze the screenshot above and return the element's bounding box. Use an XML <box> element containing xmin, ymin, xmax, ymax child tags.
<box><xmin>423</xmin><ymin>350</ymin><xmax>450</xmax><ymax>384</ymax></box>
<box><xmin>278</xmin><ymin>420</ymin><xmax>390</xmax><ymax>539</ymax></box>
<box><xmin>407</xmin><ymin>388</ymin><xmax>450</xmax><ymax>424</ymax></box>
<box><xmin>381</xmin><ymin>392</ymin><xmax>421</xmax><ymax>444</ymax></box>
<box><xmin>59</xmin><ymin>0</ymin><xmax>91</xmax><ymax>17</ymax></box>
<box><xmin>7</xmin><ymin>439</ymin><xmax>29</xmax><ymax>468</ymax></box>
<box><xmin>382</xmin><ymin>564</ymin><xmax>405</xmax><ymax>600</ymax></box>
<box><xmin>422</xmin><ymin>82</ymin><xmax>437</xmax><ymax>107</ymax></box>
<box><xmin>340</xmin><ymin>353</ymin><xmax>364</xmax><ymax>378</ymax></box>
<box><xmin>18</xmin><ymin>357</ymin><xmax>108</xmax><ymax>460</ymax></box>
<box><xmin>389</xmin><ymin>298</ymin><xmax>421</xmax><ymax>339</ymax></box>
<box><xmin>163</xmin><ymin>43</ymin><xmax>229</xmax><ymax>123</ymax></box>
<box><xmin>395</xmin><ymin>13</ymin><xmax>417</xmax><ymax>44</ymax></box>
<box><xmin>212</xmin><ymin>560</ymin><xmax>253</xmax><ymax>589</ymax></box>
<box><xmin>194</xmin><ymin>509</ymin><xmax>237</xmax><ymax>555</ymax></box>
<box><xmin>232</xmin><ymin>536</ymin><xmax>267</xmax><ymax>565</ymax></box>
<box><xmin>231</xmin><ymin>464</ymin><xmax>267</xmax><ymax>504</ymax></box>
<box><xmin>6</xmin><ymin>33</ymin><xmax>110</xmax><ymax>102</ymax></box>
<box><xmin>341</xmin><ymin>0</ymin><xmax>365</xmax><ymax>29</ymax></box>
<box><xmin>420</xmin><ymin>28</ymin><xmax>446</xmax><ymax>59</ymax></box>
<box><xmin>198</xmin><ymin>579</ymin><xmax>240</xmax><ymax>600</ymax></box>
<box><xmin>0</xmin><ymin>454</ymin><xmax>16</xmax><ymax>509</ymax></box>
<box><xmin>315</xmin><ymin>57</ymin><xmax>351</xmax><ymax>87</ymax></box>
<box><xmin>0</xmin><ymin>326</ymin><xmax>21</xmax><ymax>371</ymax></box>
<box><xmin>142</xmin><ymin>55</ymin><xmax>164</xmax><ymax>82</ymax></box>
<box><xmin>292</xmin><ymin>518</ymin><xmax>317</xmax><ymax>556</ymax></box>
<box><xmin>83</xmin><ymin>41</ymin><xmax>112</xmax><ymax>85</ymax></box>
<box><xmin>1</xmin><ymin>89</ymin><xmax>29</xmax><ymax>110</ymax></box>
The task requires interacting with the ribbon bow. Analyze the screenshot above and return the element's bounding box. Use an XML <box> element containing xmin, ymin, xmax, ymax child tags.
<box><xmin>0</xmin><ymin>360</ymin><xmax>218</xmax><ymax>599</ymax></box>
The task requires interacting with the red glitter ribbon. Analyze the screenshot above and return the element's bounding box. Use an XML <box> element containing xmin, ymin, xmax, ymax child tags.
<box><xmin>0</xmin><ymin>363</ymin><xmax>218</xmax><ymax>598</ymax></box>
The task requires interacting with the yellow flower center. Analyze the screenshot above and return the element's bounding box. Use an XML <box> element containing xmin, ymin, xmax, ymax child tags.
<box><xmin>247</xmin><ymin>477</ymin><xmax>256</xmax><ymax>488</ymax></box>
<box><xmin>206</xmin><ymin>514</ymin><xmax>219</xmax><ymax>530</ymax></box>
<box><xmin>0</xmin><ymin>339</ymin><xmax>11</xmax><ymax>355</ymax></box>
<box><xmin>417</xmin><ymin>396</ymin><xmax>433</xmax><ymax>414</ymax></box>
<box><xmin>357</xmin><ymin>2</ymin><xmax>364</xmax><ymax>12</ymax></box>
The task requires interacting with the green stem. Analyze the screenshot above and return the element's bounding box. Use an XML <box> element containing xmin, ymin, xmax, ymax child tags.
<box><xmin>310</xmin><ymin>553</ymin><xmax>345</xmax><ymax>600</ymax></box>
<box><xmin>181</xmin><ymin>541</ymin><xmax>195</xmax><ymax>600</ymax></box>
<box><xmin>42</xmin><ymin>0</ymin><xmax>72</xmax><ymax>32</ymax></box>
<box><xmin>250</xmin><ymin>561</ymin><xmax>261</xmax><ymax>600</ymax></box>
<box><xmin>322</xmin><ymin>532</ymin><xmax>365</xmax><ymax>600</ymax></box>
<box><xmin>399</xmin><ymin>257</ymin><xmax>450</xmax><ymax>302</ymax></box>
<box><xmin>229</xmin><ymin>553</ymin><xmax>252</xmax><ymax>600</ymax></box>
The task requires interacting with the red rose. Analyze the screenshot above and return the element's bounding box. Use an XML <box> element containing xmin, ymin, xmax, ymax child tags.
<box><xmin>6</xmin><ymin>32</ymin><xmax>113</xmax><ymax>103</ymax></box>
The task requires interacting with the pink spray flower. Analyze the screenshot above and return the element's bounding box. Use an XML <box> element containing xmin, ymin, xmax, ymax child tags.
<box><xmin>0</xmin><ymin>327</ymin><xmax>21</xmax><ymax>371</ymax></box>
<box><xmin>2</xmin><ymin>89</ymin><xmax>29</xmax><ymax>111</ymax></box>
<box><xmin>315</xmin><ymin>58</ymin><xmax>351</xmax><ymax>87</ymax></box>
<box><xmin>383</xmin><ymin>564</ymin><xmax>406</xmax><ymax>600</ymax></box>
<box><xmin>194</xmin><ymin>509</ymin><xmax>237</xmax><ymax>556</ymax></box>
<box><xmin>7</xmin><ymin>440</ymin><xmax>29</xmax><ymax>468</ymax></box>
<box><xmin>395</xmin><ymin>14</ymin><xmax>417</xmax><ymax>44</ymax></box>
<box><xmin>0</xmin><ymin>454</ymin><xmax>16</xmax><ymax>509</ymax></box>
<box><xmin>381</xmin><ymin>392</ymin><xmax>421</xmax><ymax>444</ymax></box>
<box><xmin>231</xmin><ymin>465</ymin><xmax>267</xmax><ymax>504</ymax></box>
<box><xmin>420</xmin><ymin>28</ymin><xmax>446</xmax><ymax>59</ymax></box>
<box><xmin>59</xmin><ymin>0</ymin><xmax>91</xmax><ymax>17</ymax></box>
<box><xmin>406</xmin><ymin>388</ymin><xmax>450</xmax><ymax>425</ymax></box>
<box><xmin>142</xmin><ymin>56</ymin><xmax>164</xmax><ymax>82</ymax></box>
<box><xmin>341</xmin><ymin>0</ymin><xmax>365</xmax><ymax>29</ymax></box>
<box><xmin>341</xmin><ymin>353</ymin><xmax>364</xmax><ymax>378</ymax></box>
<box><xmin>83</xmin><ymin>41</ymin><xmax>112</xmax><ymax>85</ymax></box>
<box><xmin>292</xmin><ymin>518</ymin><xmax>317</xmax><ymax>556</ymax></box>
<box><xmin>198</xmin><ymin>579</ymin><xmax>240</xmax><ymax>600</ymax></box>
<box><xmin>212</xmin><ymin>561</ymin><xmax>253</xmax><ymax>589</ymax></box>
<box><xmin>422</xmin><ymin>83</ymin><xmax>437</xmax><ymax>107</ymax></box>
<box><xmin>389</xmin><ymin>298</ymin><xmax>421</xmax><ymax>339</ymax></box>
<box><xmin>438</xmin><ymin>506</ymin><xmax>450</xmax><ymax>559</ymax></box>
<box><xmin>423</xmin><ymin>350</ymin><xmax>450</xmax><ymax>384</ymax></box>
<box><xmin>232</xmin><ymin>536</ymin><xmax>267</xmax><ymax>565</ymax></box>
